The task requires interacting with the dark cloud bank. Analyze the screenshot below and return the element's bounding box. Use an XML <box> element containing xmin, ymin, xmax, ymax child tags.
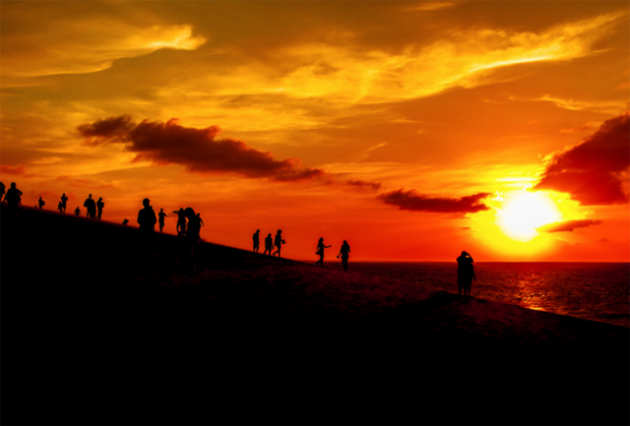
<box><xmin>78</xmin><ymin>115</ymin><xmax>325</xmax><ymax>182</ymax></box>
<box><xmin>378</xmin><ymin>189</ymin><xmax>491</xmax><ymax>213</ymax></box>
<box><xmin>534</xmin><ymin>113</ymin><xmax>629</xmax><ymax>205</ymax></box>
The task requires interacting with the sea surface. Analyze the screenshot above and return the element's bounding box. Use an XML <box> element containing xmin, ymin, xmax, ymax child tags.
<box><xmin>330</xmin><ymin>262</ymin><xmax>630</xmax><ymax>328</ymax></box>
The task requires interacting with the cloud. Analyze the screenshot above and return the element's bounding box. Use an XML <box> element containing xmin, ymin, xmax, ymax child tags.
<box><xmin>534</xmin><ymin>113</ymin><xmax>630</xmax><ymax>205</ymax></box>
<box><xmin>78</xmin><ymin>116</ymin><xmax>325</xmax><ymax>182</ymax></box>
<box><xmin>345</xmin><ymin>180</ymin><xmax>382</xmax><ymax>191</ymax></box>
<box><xmin>378</xmin><ymin>189</ymin><xmax>491</xmax><ymax>213</ymax></box>
<box><xmin>537</xmin><ymin>219</ymin><xmax>602</xmax><ymax>233</ymax></box>
<box><xmin>2</xmin><ymin>12</ymin><xmax>207</xmax><ymax>78</ymax></box>
<box><xmin>1</xmin><ymin>165</ymin><xmax>28</xmax><ymax>175</ymax></box>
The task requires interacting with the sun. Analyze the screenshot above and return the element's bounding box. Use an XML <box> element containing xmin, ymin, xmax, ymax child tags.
<box><xmin>496</xmin><ymin>191</ymin><xmax>562</xmax><ymax>242</ymax></box>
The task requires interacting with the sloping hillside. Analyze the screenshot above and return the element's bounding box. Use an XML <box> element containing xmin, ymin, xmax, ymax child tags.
<box><xmin>2</xmin><ymin>205</ymin><xmax>628</xmax><ymax>425</ymax></box>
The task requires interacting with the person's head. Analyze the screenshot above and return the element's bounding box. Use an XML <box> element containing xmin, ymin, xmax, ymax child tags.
<box><xmin>319</xmin><ymin>237</ymin><xmax>323</xmax><ymax>243</ymax></box>
<box><xmin>461</xmin><ymin>251</ymin><xmax>467</xmax><ymax>256</ymax></box>
<box><xmin>62</xmin><ymin>193</ymin><xmax>65</xmax><ymax>196</ymax></box>
<box><xmin>10</xmin><ymin>182</ymin><xmax>16</xmax><ymax>188</ymax></box>
<box><xmin>343</xmin><ymin>240</ymin><xmax>348</xmax><ymax>246</ymax></box>
<box><xmin>89</xmin><ymin>194</ymin><xmax>92</xmax><ymax>198</ymax></box>
<box><xmin>160</xmin><ymin>208</ymin><xmax>163</xmax><ymax>212</ymax></box>
<box><xmin>98</xmin><ymin>197</ymin><xmax>102</xmax><ymax>201</ymax></box>
<box><xmin>256</xmin><ymin>229</ymin><xmax>260</xmax><ymax>233</ymax></box>
<box><xmin>184</xmin><ymin>207</ymin><xmax>196</xmax><ymax>220</ymax></box>
<box><xmin>277</xmin><ymin>229</ymin><xmax>282</xmax><ymax>234</ymax></box>
<box><xmin>268</xmin><ymin>233</ymin><xmax>272</xmax><ymax>237</ymax></box>
<box><xmin>143</xmin><ymin>198</ymin><xmax>150</xmax><ymax>207</ymax></box>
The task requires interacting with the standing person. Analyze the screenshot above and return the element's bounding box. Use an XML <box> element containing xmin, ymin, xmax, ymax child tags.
<box><xmin>263</xmin><ymin>233</ymin><xmax>273</xmax><ymax>255</ymax></box>
<box><xmin>60</xmin><ymin>193</ymin><xmax>68</xmax><ymax>213</ymax></box>
<box><xmin>456</xmin><ymin>251</ymin><xmax>475</xmax><ymax>296</ymax></box>
<box><xmin>74</xmin><ymin>207</ymin><xmax>81</xmax><ymax>216</ymax></box>
<box><xmin>0</xmin><ymin>181</ymin><xmax>5</xmax><ymax>203</ymax></box>
<box><xmin>57</xmin><ymin>201</ymin><xmax>63</xmax><ymax>213</ymax></box>
<box><xmin>252</xmin><ymin>229</ymin><xmax>260</xmax><ymax>252</ymax></box>
<box><xmin>38</xmin><ymin>196</ymin><xmax>45</xmax><ymax>209</ymax></box>
<box><xmin>315</xmin><ymin>237</ymin><xmax>331</xmax><ymax>267</ymax></box>
<box><xmin>337</xmin><ymin>240</ymin><xmax>351</xmax><ymax>272</ymax></box>
<box><xmin>158</xmin><ymin>208</ymin><xmax>167</xmax><ymax>233</ymax></box>
<box><xmin>184</xmin><ymin>207</ymin><xmax>202</xmax><ymax>270</ymax></box>
<box><xmin>83</xmin><ymin>194</ymin><xmax>96</xmax><ymax>219</ymax></box>
<box><xmin>96</xmin><ymin>197</ymin><xmax>104</xmax><ymax>219</ymax></box>
<box><xmin>272</xmin><ymin>230</ymin><xmax>285</xmax><ymax>257</ymax></box>
<box><xmin>122</xmin><ymin>218</ymin><xmax>129</xmax><ymax>226</ymax></box>
<box><xmin>173</xmin><ymin>208</ymin><xmax>186</xmax><ymax>236</ymax></box>
<box><xmin>4</xmin><ymin>182</ymin><xmax>23</xmax><ymax>216</ymax></box>
<box><xmin>137</xmin><ymin>198</ymin><xmax>157</xmax><ymax>232</ymax></box>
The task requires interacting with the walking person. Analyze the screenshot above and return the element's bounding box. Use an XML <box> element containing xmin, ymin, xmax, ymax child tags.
<box><xmin>158</xmin><ymin>208</ymin><xmax>167</xmax><ymax>233</ymax></box>
<box><xmin>184</xmin><ymin>207</ymin><xmax>202</xmax><ymax>271</ymax></box>
<box><xmin>38</xmin><ymin>196</ymin><xmax>45</xmax><ymax>209</ymax></box>
<box><xmin>456</xmin><ymin>251</ymin><xmax>476</xmax><ymax>296</ymax></box>
<box><xmin>84</xmin><ymin>194</ymin><xmax>96</xmax><ymax>219</ymax></box>
<box><xmin>315</xmin><ymin>237</ymin><xmax>331</xmax><ymax>267</ymax></box>
<box><xmin>252</xmin><ymin>229</ymin><xmax>260</xmax><ymax>252</ymax></box>
<box><xmin>137</xmin><ymin>198</ymin><xmax>157</xmax><ymax>232</ymax></box>
<box><xmin>173</xmin><ymin>208</ymin><xmax>186</xmax><ymax>236</ymax></box>
<box><xmin>60</xmin><ymin>193</ymin><xmax>68</xmax><ymax>213</ymax></box>
<box><xmin>96</xmin><ymin>197</ymin><xmax>104</xmax><ymax>219</ymax></box>
<box><xmin>263</xmin><ymin>233</ymin><xmax>273</xmax><ymax>255</ymax></box>
<box><xmin>337</xmin><ymin>240</ymin><xmax>351</xmax><ymax>272</ymax></box>
<box><xmin>4</xmin><ymin>182</ymin><xmax>23</xmax><ymax>216</ymax></box>
<box><xmin>272</xmin><ymin>230</ymin><xmax>285</xmax><ymax>257</ymax></box>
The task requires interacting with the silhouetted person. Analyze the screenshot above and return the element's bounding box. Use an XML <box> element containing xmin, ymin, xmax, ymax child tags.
<box><xmin>38</xmin><ymin>196</ymin><xmax>45</xmax><ymax>209</ymax></box>
<box><xmin>0</xmin><ymin>181</ymin><xmax>5</xmax><ymax>203</ymax></box>
<box><xmin>122</xmin><ymin>218</ymin><xmax>129</xmax><ymax>226</ymax></box>
<box><xmin>4</xmin><ymin>182</ymin><xmax>22</xmax><ymax>216</ymax></box>
<box><xmin>97</xmin><ymin>197</ymin><xmax>104</xmax><ymax>219</ymax></box>
<box><xmin>84</xmin><ymin>194</ymin><xmax>96</xmax><ymax>219</ymax></box>
<box><xmin>184</xmin><ymin>207</ymin><xmax>202</xmax><ymax>270</ymax></box>
<box><xmin>60</xmin><ymin>193</ymin><xmax>68</xmax><ymax>213</ymax></box>
<box><xmin>457</xmin><ymin>251</ymin><xmax>476</xmax><ymax>296</ymax></box>
<box><xmin>272</xmin><ymin>230</ymin><xmax>285</xmax><ymax>257</ymax></box>
<box><xmin>263</xmin><ymin>233</ymin><xmax>273</xmax><ymax>255</ymax></box>
<box><xmin>253</xmin><ymin>229</ymin><xmax>260</xmax><ymax>252</ymax></box>
<box><xmin>174</xmin><ymin>208</ymin><xmax>186</xmax><ymax>236</ymax></box>
<box><xmin>158</xmin><ymin>208</ymin><xmax>167</xmax><ymax>232</ymax></box>
<box><xmin>75</xmin><ymin>207</ymin><xmax>81</xmax><ymax>216</ymax></box>
<box><xmin>197</xmin><ymin>212</ymin><xmax>204</xmax><ymax>227</ymax></box>
<box><xmin>137</xmin><ymin>198</ymin><xmax>157</xmax><ymax>231</ymax></box>
<box><xmin>57</xmin><ymin>201</ymin><xmax>63</xmax><ymax>213</ymax></box>
<box><xmin>337</xmin><ymin>240</ymin><xmax>351</xmax><ymax>272</ymax></box>
<box><xmin>315</xmin><ymin>237</ymin><xmax>331</xmax><ymax>267</ymax></box>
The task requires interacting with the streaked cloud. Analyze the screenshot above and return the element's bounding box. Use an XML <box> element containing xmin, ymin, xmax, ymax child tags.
<box><xmin>538</xmin><ymin>219</ymin><xmax>602</xmax><ymax>233</ymax></box>
<box><xmin>378</xmin><ymin>189</ymin><xmax>491</xmax><ymax>213</ymax></box>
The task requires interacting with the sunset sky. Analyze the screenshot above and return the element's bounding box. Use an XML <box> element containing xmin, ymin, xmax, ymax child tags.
<box><xmin>2</xmin><ymin>1</ymin><xmax>628</xmax><ymax>261</ymax></box>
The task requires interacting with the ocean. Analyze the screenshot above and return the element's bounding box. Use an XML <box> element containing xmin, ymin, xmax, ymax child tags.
<box><xmin>328</xmin><ymin>262</ymin><xmax>630</xmax><ymax>328</ymax></box>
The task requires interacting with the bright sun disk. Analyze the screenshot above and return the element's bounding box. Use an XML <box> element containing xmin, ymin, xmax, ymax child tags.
<box><xmin>496</xmin><ymin>191</ymin><xmax>562</xmax><ymax>242</ymax></box>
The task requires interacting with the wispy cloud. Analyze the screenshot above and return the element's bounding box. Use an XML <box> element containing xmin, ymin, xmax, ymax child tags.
<box><xmin>537</xmin><ymin>219</ymin><xmax>602</xmax><ymax>233</ymax></box>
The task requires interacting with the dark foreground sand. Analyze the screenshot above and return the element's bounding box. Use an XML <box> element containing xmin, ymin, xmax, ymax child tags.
<box><xmin>2</xmin><ymin>206</ymin><xmax>628</xmax><ymax>425</ymax></box>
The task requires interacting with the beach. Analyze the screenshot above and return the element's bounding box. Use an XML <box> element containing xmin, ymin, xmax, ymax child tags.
<box><xmin>2</xmin><ymin>206</ymin><xmax>628</xmax><ymax>425</ymax></box>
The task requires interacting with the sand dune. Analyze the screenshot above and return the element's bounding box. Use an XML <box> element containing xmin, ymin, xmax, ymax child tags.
<box><xmin>2</xmin><ymin>205</ymin><xmax>628</xmax><ymax>425</ymax></box>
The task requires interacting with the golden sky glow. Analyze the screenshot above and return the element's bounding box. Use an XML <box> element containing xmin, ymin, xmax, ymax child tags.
<box><xmin>1</xmin><ymin>1</ymin><xmax>628</xmax><ymax>261</ymax></box>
